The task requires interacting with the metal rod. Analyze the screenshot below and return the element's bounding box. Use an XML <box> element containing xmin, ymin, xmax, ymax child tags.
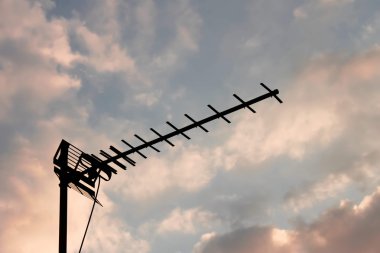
<box><xmin>91</xmin><ymin>89</ymin><xmax>280</xmax><ymax>167</ymax></box>
<box><xmin>184</xmin><ymin>114</ymin><xmax>209</xmax><ymax>132</ymax></box>
<box><xmin>207</xmin><ymin>104</ymin><xmax>231</xmax><ymax>123</ymax></box>
<box><xmin>260</xmin><ymin>83</ymin><xmax>283</xmax><ymax>103</ymax></box>
<box><xmin>134</xmin><ymin>134</ymin><xmax>160</xmax><ymax>152</ymax></box>
<box><xmin>166</xmin><ymin>121</ymin><xmax>191</xmax><ymax>140</ymax></box>
<box><xmin>121</xmin><ymin>140</ymin><xmax>147</xmax><ymax>159</ymax></box>
<box><xmin>100</xmin><ymin>150</ymin><xmax>126</xmax><ymax>169</ymax></box>
<box><xmin>109</xmin><ymin>146</ymin><xmax>136</xmax><ymax>166</ymax></box>
<box><xmin>233</xmin><ymin>94</ymin><xmax>256</xmax><ymax>113</ymax></box>
<box><xmin>151</xmin><ymin>128</ymin><xmax>175</xmax><ymax>146</ymax></box>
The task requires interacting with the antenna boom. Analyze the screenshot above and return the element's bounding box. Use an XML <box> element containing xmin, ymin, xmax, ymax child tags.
<box><xmin>100</xmin><ymin>88</ymin><xmax>280</xmax><ymax>166</ymax></box>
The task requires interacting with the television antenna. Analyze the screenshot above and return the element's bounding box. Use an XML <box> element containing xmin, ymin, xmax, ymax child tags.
<box><xmin>53</xmin><ymin>83</ymin><xmax>282</xmax><ymax>253</ymax></box>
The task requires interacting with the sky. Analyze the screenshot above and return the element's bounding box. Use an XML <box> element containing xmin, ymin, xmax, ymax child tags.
<box><xmin>1</xmin><ymin>0</ymin><xmax>380</xmax><ymax>252</ymax></box>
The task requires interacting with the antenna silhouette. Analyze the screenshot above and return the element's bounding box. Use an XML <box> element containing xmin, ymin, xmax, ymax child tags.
<box><xmin>53</xmin><ymin>83</ymin><xmax>282</xmax><ymax>253</ymax></box>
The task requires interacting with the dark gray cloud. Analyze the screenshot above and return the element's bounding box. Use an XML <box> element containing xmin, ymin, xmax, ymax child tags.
<box><xmin>197</xmin><ymin>227</ymin><xmax>286</xmax><ymax>253</ymax></box>
<box><xmin>196</xmin><ymin>188</ymin><xmax>380</xmax><ymax>253</ymax></box>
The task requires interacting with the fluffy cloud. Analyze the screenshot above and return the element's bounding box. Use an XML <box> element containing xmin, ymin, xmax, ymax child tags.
<box><xmin>110</xmin><ymin>143</ymin><xmax>217</xmax><ymax>200</ymax></box>
<box><xmin>0</xmin><ymin>101</ymin><xmax>146</xmax><ymax>253</ymax></box>
<box><xmin>0</xmin><ymin>141</ymin><xmax>58</xmax><ymax>253</ymax></box>
<box><xmin>0</xmin><ymin>0</ymin><xmax>81</xmax><ymax>67</ymax></box>
<box><xmin>86</xmin><ymin>210</ymin><xmax>150</xmax><ymax>253</ymax></box>
<box><xmin>0</xmin><ymin>1</ymin><xmax>121</xmax><ymax>252</ymax></box>
<box><xmin>0</xmin><ymin>128</ymin><xmax>107</xmax><ymax>253</ymax></box>
<box><xmin>0</xmin><ymin>2</ymin><xmax>84</xmax><ymax>251</ymax></box>
<box><xmin>150</xmin><ymin>0</ymin><xmax>202</xmax><ymax>71</ymax></box>
<box><xmin>194</xmin><ymin>227</ymin><xmax>296</xmax><ymax>253</ymax></box>
<box><xmin>0</xmin><ymin>0</ymin><xmax>81</xmax><ymax>118</ymax></box>
<box><xmin>221</xmin><ymin>46</ymin><xmax>380</xmax><ymax>170</ymax></box>
<box><xmin>0</xmin><ymin>0</ymin><xmax>204</xmax><ymax>251</ymax></box>
<box><xmin>157</xmin><ymin>207</ymin><xmax>217</xmax><ymax>235</ymax></box>
<box><xmin>320</xmin><ymin>0</ymin><xmax>354</xmax><ymax>6</ymax></box>
<box><xmin>200</xmin><ymin>46</ymin><xmax>380</xmax><ymax>222</ymax></box>
<box><xmin>194</xmin><ymin>187</ymin><xmax>380</xmax><ymax>253</ymax></box>
<box><xmin>285</xmin><ymin>174</ymin><xmax>351</xmax><ymax>212</ymax></box>
<box><xmin>71</xmin><ymin>22</ymin><xmax>145</xmax><ymax>84</ymax></box>
<box><xmin>108</xmin><ymin>45</ymin><xmax>380</xmax><ymax>216</ymax></box>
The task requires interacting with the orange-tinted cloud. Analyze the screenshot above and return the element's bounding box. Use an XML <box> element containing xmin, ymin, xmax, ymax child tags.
<box><xmin>195</xmin><ymin>188</ymin><xmax>380</xmax><ymax>253</ymax></box>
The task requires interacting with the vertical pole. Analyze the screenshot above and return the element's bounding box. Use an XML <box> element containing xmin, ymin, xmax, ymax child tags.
<box><xmin>54</xmin><ymin>140</ymin><xmax>70</xmax><ymax>253</ymax></box>
<box><xmin>59</xmin><ymin>177</ymin><xmax>68</xmax><ymax>253</ymax></box>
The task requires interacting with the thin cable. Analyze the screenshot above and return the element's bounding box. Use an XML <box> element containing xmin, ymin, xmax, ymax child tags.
<box><xmin>78</xmin><ymin>178</ymin><xmax>101</xmax><ymax>253</ymax></box>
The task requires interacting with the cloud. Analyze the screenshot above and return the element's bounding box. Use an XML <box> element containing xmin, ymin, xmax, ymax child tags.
<box><xmin>105</xmin><ymin>45</ymin><xmax>380</xmax><ymax>222</ymax></box>
<box><xmin>198</xmin><ymin>46</ymin><xmax>380</xmax><ymax>220</ymax></box>
<box><xmin>157</xmin><ymin>207</ymin><xmax>218</xmax><ymax>235</ymax></box>
<box><xmin>0</xmin><ymin>1</ymin><xmax>204</xmax><ymax>250</ymax></box>
<box><xmin>194</xmin><ymin>187</ymin><xmax>380</xmax><ymax>253</ymax></box>
<box><xmin>296</xmin><ymin>187</ymin><xmax>380</xmax><ymax>253</ymax></box>
<box><xmin>219</xmin><ymin>83</ymin><xmax>343</xmax><ymax>169</ymax></box>
<box><xmin>293</xmin><ymin>0</ymin><xmax>355</xmax><ymax>22</ymax></box>
<box><xmin>0</xmin><ymin>100</ymin><xmax>146</xmax><ymax>253</ymax></box>
<box><xmin>70</xmin><ymin>21</ymin><xmax>147</xmax><ymax>85</ymax></box>
<box><xmin>193</xmin><ymin>226</ymin><xmax>296</xmax><ymax>253</ymax></box>
<box><xmin>132</xmin><ymin>0</ymin><xmax>156</xmax><ymax>56</ymax></box>
<box><xmin>220</xmin><ymin>46</ymin><xmax>380</xmax><ymax>169</ymax></box>
<box><xmin>293</xmin><ymin>6</ymin><xmax>308</xmax><ymax>19</ymax></box>
<box><xmin>0</xmin><ymin>129</ymin><xmax>107</xmax><ymax>253</ymax></box>
<box><xmin>134</xmin><ymin>90</ymin><xmax>162</xmax><ymax>107</ymax></box>
<box><xmin>148</xmin><ymin>0</ymin><xmax>202</xmax><ymax>74</ymax></box>
<box><xmin>0</xmin><ymin>0</ymin><xmax>81</xmax><ymax>119</ymax></box>
<box><xmin>193</xmin><ymin>232</ymin><xmax>217</xmax><ymax>253</ymax></box>
<box><xmin>0</xmin><ymin>0</ymin><xmax>80</xmax><ymax>67</ymax></box>
<box><xmin>285</xmin><ymin>174</ymin><xmax>351</xmax><ymax>212</ymax></box>
<box><xmin>64</xmin><ymin>0</ymin><xmax>202</xmax><ymax>109</ymax></box>
<box><xmin>0</xmin><ymin>3</ymin><xmax>87</xmax><ymax>250</ymax></box>
<box><xmin>320</xmin><ymin>0</ymin><xmax>355</xmax><ymax>6</ymax></box>
<box><xmin>0</xmin><ymin>2</ymin><xmax>120</xmax><ymax>250</ymax></box>
<box><xmin>110</xmin><ymin>143</ymin><xmax>217</xmax><ymax>200</ymax></box>
<box><xmin>0</xmin><ymin>141</ymin><xmax>58</xmax><ymax>253</ymax></box>
<box><xmin>86</xmin><ymin>211</ymin><xmax>150</xmax><ymax>253</ymax></box>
